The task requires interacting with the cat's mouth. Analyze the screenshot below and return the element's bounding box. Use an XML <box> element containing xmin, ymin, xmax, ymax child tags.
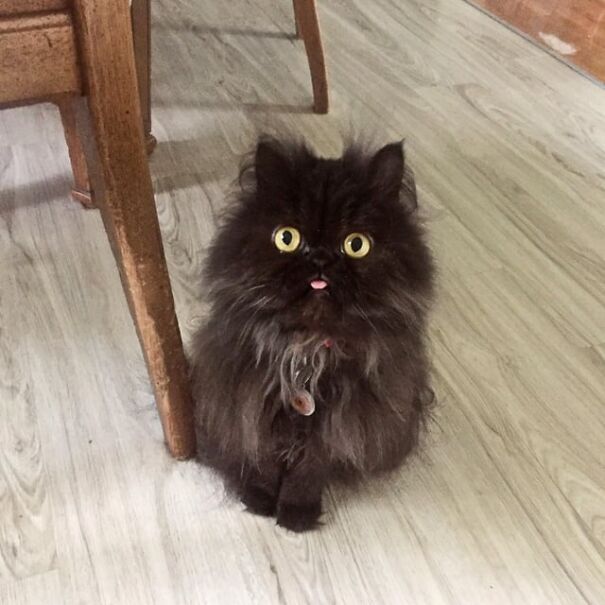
<box><xmin>309</xmin><ymin>278</ymin><xmax>329</xmax><ymax>291</ymax></box>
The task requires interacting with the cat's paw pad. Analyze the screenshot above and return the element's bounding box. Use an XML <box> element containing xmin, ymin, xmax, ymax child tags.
<box><xmin>241</xmin><ymin>486</ymin><xmax>277</xmax><ymax>517</ymax></box>
<box><xmin>276</xmin><ymin>500</ymin><xmax>322</xmax><ymax>532</ymax></box>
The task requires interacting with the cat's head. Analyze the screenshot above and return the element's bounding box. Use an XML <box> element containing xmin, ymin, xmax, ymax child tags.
<box><xmin>205</xmin><ymin>138</ymin><xmax>434</xmax><ymax>343</ymax></box>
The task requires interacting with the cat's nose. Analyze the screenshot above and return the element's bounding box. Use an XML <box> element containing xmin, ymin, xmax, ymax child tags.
<box><xmin>307</xmin><ymin>248</ymin><xmax>336</xmax><ymax>270</ymax></box>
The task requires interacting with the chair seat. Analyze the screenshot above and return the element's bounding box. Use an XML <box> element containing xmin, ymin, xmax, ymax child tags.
<box><xmin>0</xmin><ymin>0</ymin><xmax>69</xmax><ymax>17</ymax></box>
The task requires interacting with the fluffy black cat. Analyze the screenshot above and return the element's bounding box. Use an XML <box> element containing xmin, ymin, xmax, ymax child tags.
<box><xmin>191</xmin><ymin>137</ymin><xmax>435</xmax><ymax>532</ymax></box>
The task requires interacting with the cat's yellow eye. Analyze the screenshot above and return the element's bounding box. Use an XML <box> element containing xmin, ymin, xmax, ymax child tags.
<box><xmin>273</xmin><ymin>226</ymin><xmax>301</xmax><ymax>253</ymax></box>
<box><xmin>343</xmin><ymin>233</ymin><xmax>372</xmax><ymax>259</ymax></box>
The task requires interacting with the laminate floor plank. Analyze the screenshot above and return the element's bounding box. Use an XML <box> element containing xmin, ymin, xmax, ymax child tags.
<box><xmin>1</xmin><ymin>0</ymin><xmax>604</xmax><ymax>603</ymax></box>
<box><xmin>0</xmin><ymin>571</ymin><xmax>62</xmax><ymax>605</ymax></box>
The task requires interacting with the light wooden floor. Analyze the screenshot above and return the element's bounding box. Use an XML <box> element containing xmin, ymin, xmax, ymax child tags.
<box><xmin>1</xmin><ymin>0</ymin><xmax>605</xmax><ymax>603</ymax></box>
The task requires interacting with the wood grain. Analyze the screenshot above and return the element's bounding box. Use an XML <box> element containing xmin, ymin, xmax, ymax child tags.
<box><xmin>0</xmin><ymin>0</ymin><xmax>67</xmax><ymax>17</ymax></box>
<box><xmin>0</xmin><ymin>571</ymin><xmax>61</xmax><ymax>604</ymax></box>
<box><xmin>0</xmin><ymin>11</ymin><xmax>80</xmax><ymax>106</ymax></box>
<box><xmin>1</xmin><ymin>0</ymin><xmax>605</xmax><ymax>602</ymax></box>
<box><xmin>0</xmin><ymin>291</ymin><xmax>55</xmax><ymax>581</ymax></box>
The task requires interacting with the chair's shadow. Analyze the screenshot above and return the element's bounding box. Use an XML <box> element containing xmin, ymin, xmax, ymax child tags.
<box><xmin>0</xmin><ymin>174</ymin><xmax>76</xmax><ymax>215</ymax></box>
<box><xmin>152</xmin><ymin>97</ymin><xmax>314</xmax><ymax>115</ymax></box>
<box><xmin>151</xmin><ymin>21</ymin><xmax>315</xmax><ymax>115</ymax></box>
<box><xmin>152</xmin><ymin>23</ymin><xmax>298</xmax><ymax>40</ymax></box>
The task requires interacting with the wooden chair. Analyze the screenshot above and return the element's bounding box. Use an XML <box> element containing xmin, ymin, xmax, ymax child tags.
<box><xmin>0</xmin><ymin>0</ymin><xmax>195</xmax><ymax>459</ymax></box>
<box><xmin>60</xmin><ymin>0</ymin><xmax>329</xmax><ymax>207</ymax></box>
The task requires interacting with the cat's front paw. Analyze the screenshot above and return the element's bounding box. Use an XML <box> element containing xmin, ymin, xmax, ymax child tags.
<box><xmin>276</xmin><ymin>500</ymin><xmax>322</xmax><ymax>532</ymax></box>
<box><xmin>241</xmin><ymin>485</ymin><xmax>278</xmax><ymax>517</ymax></box>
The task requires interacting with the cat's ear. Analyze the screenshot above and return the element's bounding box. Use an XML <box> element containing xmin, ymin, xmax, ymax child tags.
<box><xmin>368</xmin><ymin>141</ymin><xmax>405</xmax><ymax>202</ymax></box>
<box><xmin>255</xmin><ymin>140</ymin><xmax>292</xmax><ymax>197</ymax></box>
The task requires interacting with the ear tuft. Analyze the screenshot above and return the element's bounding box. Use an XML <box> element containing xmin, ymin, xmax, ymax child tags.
<box><xmin>368</xmin><ymin>141</ymin><xmax>405</xmax><ymax>202</ymax></box>
<box><xmin>255</xmin><ymin>139</ymin><xmax>292</xmax><ymax>194</ymax></box>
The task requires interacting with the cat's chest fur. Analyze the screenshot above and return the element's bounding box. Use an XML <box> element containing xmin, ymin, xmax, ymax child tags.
<box><xmin>257</xmin><ymin>330</ymin><xmax>358</xmax><ymax>417</ymax></box>
<box><xmin>278</xmin><ymin>340</ymin><xmax>332</xmax><ymax>413</ymax></box>
<box><xmin>259</xmin><ymin>332</ymin><xmax>415</xmax><ymax>474</ymax></box>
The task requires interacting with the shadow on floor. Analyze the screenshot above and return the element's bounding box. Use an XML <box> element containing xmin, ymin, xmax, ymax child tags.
<box><xmin>152</xmin><ymin>95</ymin><xmax>314</xmax><ymax>115</ymax></box>
<box><xmin>152</xmin><ymin>23</ymin><xmax>298</xmax><ymax>40</ymax></box>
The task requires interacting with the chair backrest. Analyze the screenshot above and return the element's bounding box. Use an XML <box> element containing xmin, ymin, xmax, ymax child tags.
<box><xmin>0</xmin><ymin>0</ymin><xmax>69</xmax><ymax>16</ymax></box>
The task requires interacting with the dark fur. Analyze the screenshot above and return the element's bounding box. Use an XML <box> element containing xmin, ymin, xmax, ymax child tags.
<box><xmin>191</xmin><ymin>137</ymin><xmax>435</xmax><ymax>531</ymax></box>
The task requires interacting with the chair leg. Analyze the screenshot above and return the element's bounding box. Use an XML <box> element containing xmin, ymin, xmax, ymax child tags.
<box><xmin>292</xmin><ymin>0</ymin><xmax>302</xmax><ymax>38</ymax></box>
<box><xmin>71</xmin><ymin>0</ymin><xmax>195</xmax><ymax>459</ymax></box>
<box><xmin>292</xmin><ymin>0</ymin><xmax>329</xmax><ymax>114</ymax></box>
<box><xmin>57</xmin><ymin>97</ymin><xmax>95</xmax><ymax>208</ymax></box>
<box><xmin>60</xmin><ymin>0</ymin><xmax>154</xmax><ymax>208</ymax></box>
<box><xmin>131</xmin><ymin>0</ymin><xmax>156</xmax><ymax>153</ymax></box>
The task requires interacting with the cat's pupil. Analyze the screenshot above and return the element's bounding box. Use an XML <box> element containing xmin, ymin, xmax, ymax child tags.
<box><xmin>351</xmin><ymin>237</ymin><xmax>363</xmax><ymax>252</ymax></box>
<box><xmin>282</xmin><ymin>230</ymin><xmax>293</xmax><ymax>245</ymax></box>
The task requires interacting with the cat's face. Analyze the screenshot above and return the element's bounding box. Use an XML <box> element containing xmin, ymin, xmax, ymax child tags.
<box><xmin>206</xmin><ymin>140</ymin><xmax>434</xmax><ymax>340</ymax></box>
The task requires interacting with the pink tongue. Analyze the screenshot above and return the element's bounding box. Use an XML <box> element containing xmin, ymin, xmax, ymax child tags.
<box><xmin>310</xmin><ymin>279</ymin><xmax>328</xmax><ymax>290</ymax></box>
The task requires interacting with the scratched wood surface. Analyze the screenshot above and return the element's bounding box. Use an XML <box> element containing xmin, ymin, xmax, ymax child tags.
<box><xmin>1</xmin><ymin>0</ymin><xmax>604</xmax><ymax>603</ymax></box>
<box><xmin>467</xmin><ymin>0</ymin><xmax>605</xmax><ymax>83</ymax></box>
